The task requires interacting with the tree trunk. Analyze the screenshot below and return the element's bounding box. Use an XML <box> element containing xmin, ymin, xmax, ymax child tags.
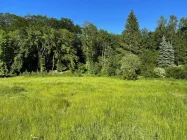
<box><xmin>52</xmin><ymin>54</ymin><xmax>55</xmax><ymax>71</ymax></box>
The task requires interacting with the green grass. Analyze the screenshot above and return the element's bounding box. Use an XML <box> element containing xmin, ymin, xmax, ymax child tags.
<box><xmin>0</xmin><ymin>76</ymin><xmax>187</xmax><ymax>140</ymax></box>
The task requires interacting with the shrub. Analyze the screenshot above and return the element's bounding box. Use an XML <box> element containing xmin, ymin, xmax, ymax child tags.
<box><xmin>121</xmin><ymin>70</ymin><xmax>138</xmax><ymax>80</ymax></box>
<box><xmin>141</xmin><ymin>70</ymin><xmax>156</xmax><ymax>78</ymax></box>
<box><xmin>21</xmin><ymin>70</ymin><xmax>31</xmax><ymax>76</ymax></box>
<box><xmin>166</xmin><ymin>65</ymin><xmax>187</xmax><ymax>79</ymax></box>
<box><xmin>100</xmin><ymin>63</ymin><xmax>117</xmax><ymax>77</ymax></box>
<box><xmin>0</xmin><ymin>62</ymin><xmax>9</xmax><ymax>77</ymax></box>
<box><xmin>153</xmin><ymin>67</ymin><xmax>166</xmax><ymax>78</ymax></box>
<box><xmin>118</xmin><ymin>54</ymin><xmax>141</xmax><ymax>80</ymax></box>
<box><xmin>77</xmin><ymin>63</ymin><xmax>86</xmax><ymax>74</ymax></box>
<box><xmin>90</xmin><ymin>62</ymin><xmax>102</xmax><ymax>75</ymax></box>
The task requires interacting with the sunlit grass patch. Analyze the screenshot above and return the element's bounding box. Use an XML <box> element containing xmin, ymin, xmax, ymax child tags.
<box><xmin>0</xmin><ymin>77</ymin><xmax>187</xmax><ymax>139</ymax></box>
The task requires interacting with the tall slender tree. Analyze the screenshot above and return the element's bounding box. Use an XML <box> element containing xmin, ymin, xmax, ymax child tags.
<box><xmin>122</xmin><ymin>10</ymin><xmax>141</xmax><ymax>54</ymax></box>
<box><xmin>81</xmin><ymin>22</ymin><xmax>99</xmax><ymax>74</ymax></box>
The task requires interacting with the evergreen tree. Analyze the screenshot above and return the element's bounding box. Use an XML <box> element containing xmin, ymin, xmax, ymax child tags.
<box><xmin>122</xmin><ymin>10</ymin><xmax>141</xmax><ymax>54</ymax></box>
<box><xmin>153</xmin><ymin>16</ymin><xmax>168</xmax><ymax>51</ymax></box>
<box><xmin>158</xmin><ymin>36</ymin><xmax>175</xmax><ymax>68</ymax></box>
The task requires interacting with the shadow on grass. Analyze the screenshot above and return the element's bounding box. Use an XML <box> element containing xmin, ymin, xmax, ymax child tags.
<box><xmin>0</xmin><ymin>86</ymin><xmax>26</xmax><ymax>96</ymax></box>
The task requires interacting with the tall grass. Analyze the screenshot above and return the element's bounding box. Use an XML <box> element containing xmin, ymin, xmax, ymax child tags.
<box><xmin>0</xmin><ymin>77</ymin><xmax>187</xmax><ymax>139</ymax></box>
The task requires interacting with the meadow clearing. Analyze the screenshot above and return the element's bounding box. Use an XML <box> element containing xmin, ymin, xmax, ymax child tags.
<box><xmin>0</xmin><ymin>76</ymin><xmax>187</xmax><ymax>140</ymax></box>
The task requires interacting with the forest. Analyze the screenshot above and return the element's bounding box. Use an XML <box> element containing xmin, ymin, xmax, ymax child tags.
<box><xmin>1</xmin><ymin>10</ymin><xmax>187</xmax><ymax>79</ymax></box>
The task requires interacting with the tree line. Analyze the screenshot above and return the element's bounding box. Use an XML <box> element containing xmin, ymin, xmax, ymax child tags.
<box><xmin>0</xmin><ymin>11</ymin><xmax>187</xmax><ymax>79</ymax></box>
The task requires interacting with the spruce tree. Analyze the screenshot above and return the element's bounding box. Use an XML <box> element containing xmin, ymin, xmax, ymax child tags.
<box><xmin>123</xmin><ymin>10</ymin><xmax>141</xmax><ymax>54</ymax></box>
<box><xmin>158</xmin><ymin>36</ymin><xmax>175</xmax><ymax>68</ymax></box>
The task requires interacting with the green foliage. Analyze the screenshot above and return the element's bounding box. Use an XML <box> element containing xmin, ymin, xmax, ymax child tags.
<box><xmin>0</xmin><ymin>12</ymin><xmax>187</xmax><ymax>80</ymax></box>
<box><xmin>0</xmin><ymin>29</ymin><xmax>13</xmax><ymax>75</ymax></box>
<box><xmin>140</xmin><ymin>50</ymin><xmax>157</xmax><ymax>77</ymax></box>
<box><xmin>122</xmin><ymin>10</ymin><xmax>141</xmax><ymax>54</ymax></box>
<box><xmin>0</xmin><ymin>61</ymin><xmax>8</xmax><ymax>76</ymax></box>
<box><xmin>56</xmin><ymin>29</ymin><xmax>78</xmax><ymax>72</ymax></box>
<box><xmin>98</xmin><ymin>30</ymin><xmax>119</xmax><ymax>76</ymax></box>
<box><xmin>153</xmin><ymin>67</ymin><xmax>166</xmax><ymax>78</ymax></box>
<box><xmin>81</xmin><ymin>22</ymin><xmax>99</xmax><ymax>74</ymax></box>
<box><xmin>90</xmin><ymin>62</ymin><xmax>102</xmax><ymax>75</ymax></box>
<box><xmin>56</xmin><ymin>60</ymin><xmax>65</xmax><ymax>72</ymax></box>
<box><xmin>118</xmin><ymin>54</ymin><xmax>141</xmax><ymax>80</ymax></box>
<box><xmin>11</xmin><ymin>54</ymin><xmax>23</xmax><ymax>73</ymax></box>
<box><xmin>173</xmin><ymin>33</ymin><xmax>187</xmax><ymax>65</ymax></box>
<box><xmin>158</xmin><ymin>36</ymin><xmax>175</xmax><ymax>68</ymax></box>
<box><xmin>166</xmin><ymin>65</ymin><xmax>187</xmax><ymax>79</ymax></box>
<box><xmin>76</xmin><ymin>63</ymin><xmax>86</xmax><ymax>74</ymax></box>
<box><xmin>39</xmin><ymin>56</ymin><xmax>46</xmax><ymax>72</ymax></box>
<box><xmin>100</xmin><ymin>56</ymin><xmax>118</xmax><ymax>76</ymax></box>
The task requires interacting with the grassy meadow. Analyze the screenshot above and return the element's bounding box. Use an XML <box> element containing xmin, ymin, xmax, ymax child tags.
<box><xmin>0</xmin><ymin>76</ymin><xmax>187</xmax><ymax>139</ymax></box>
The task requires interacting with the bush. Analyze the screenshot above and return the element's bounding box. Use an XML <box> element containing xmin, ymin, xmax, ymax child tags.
<box><xmin>77</xmin><ymin>63</ymin><xmax>86</xmax><ymax>74</ymax></box>
<box><xmin>153</xmin><ymin>67</ymin><xmax>166</xmax><ymax>78</ymax></box>
<box><xmin>21</xmin><ymin>71</ymin><xmax>48</xmax><ymax>77</ymax></box>
<box><xmin>100</xmin><ymin>63</ymin><xmax>117</xmax><ymax>77</ymax></box>
<box><xmin>21</xmin><ymin>70</ymin><xmax>31</xmax><ymax>76</ymax></box>
<box><xmin>90</xmin><ymin>62</ymin><xmax>102</xmax><ymax>75</ymax></box>
<box><xmin>121</xmin><ymin>70</ymin><xmax>138</xmax><ymax>80</ymax></box>
<box><xmin>0</xmin><ymin>62</ymin><xmax>9</xmax><ymax>77</ymax></box>
<box><xmin>117</xmin><ymin>54</ymin><xmax>141</xmax><ymax>80</ymax></box>
<box><xmin>166</xmin><ymin>65</ymin><xmax>187</xmax><ymax>79</ymax></box>
<box><xmin>141</xmin><ymin>70</ymin><xmax>156</xmax><ymax>78</ymax></box>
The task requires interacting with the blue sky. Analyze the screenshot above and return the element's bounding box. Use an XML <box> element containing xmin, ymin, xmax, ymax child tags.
<box><xmin>0</xmin><ymin>0</ymin><xmax>187</xmax><ymax>34</ymax></box>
